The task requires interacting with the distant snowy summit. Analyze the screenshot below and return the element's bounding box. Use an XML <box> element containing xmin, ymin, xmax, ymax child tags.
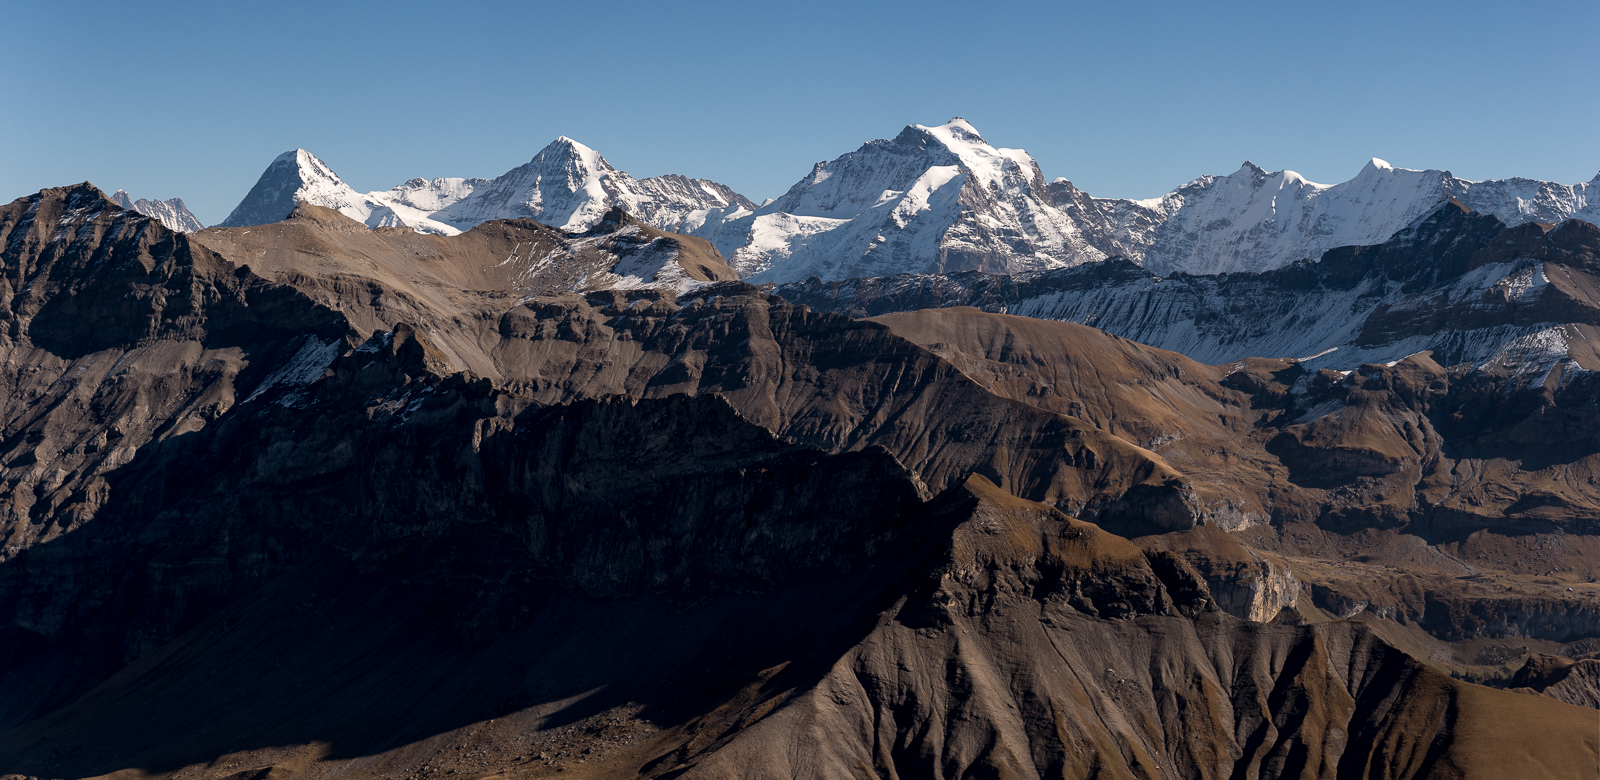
<box><xmin>215</xmin><ymin>149</ymin><xmax>485</xmax><ymax>234</ymax></box>
<box><xmin>428</xmin><ymin>137</ymin><xmax>756</xmax><ymax>236</ymax></box>
<box><xmin>216</xmin><ymin>120</ymin><xmax>1599</xmax><ymax>282</ymax></box>
<box><xmin>110</xmin><ymin>190</ymin><xmax>204</xmax><ymax>233</ymax></box>
<box><xmin>702</xmin><ymin>118</ymin><xmax>1106</xmax><ymax>283</ymax></box>
<box><xmin>217</xmin><ymin>141</ymin><xmax>754</xmax><ymax>239</ymax></box>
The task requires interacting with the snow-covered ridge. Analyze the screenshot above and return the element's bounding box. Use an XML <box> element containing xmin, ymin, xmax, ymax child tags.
<box><xmin>1065</xmin><ymin>158</ymin><xmax>1600</xmax><ymax>275</ymax></box>
<box><xmin>110</xmin><ymin>190</ymin><xmax>204</xmax><ymax>233</ymax></box>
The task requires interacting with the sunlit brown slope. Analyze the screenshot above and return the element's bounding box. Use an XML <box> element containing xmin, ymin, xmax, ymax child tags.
<box><xmin>867</xmin><ymin>307</ymin><xmax>1293</xmax><ymax>528</ymax></box>
<box><xmin>868</xmin><ymin>304</ymin><xmax>1600</xmax><ymax>675</ymax></box>
<box><xmin>189</xmin><ymin>203</ymin><xmax>737</xmax><ymax>378</ymax></box>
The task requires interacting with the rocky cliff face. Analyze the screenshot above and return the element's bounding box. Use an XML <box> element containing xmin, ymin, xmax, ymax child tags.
<box><xmin>1512</xmin><ymin>654</ymin><xmax>1600</xmax><ymax>708</ymax></box>
<box><xmin>1138</xmin><ymin>527</ymin><xmax>1302</xmax><ymax>622</ymax></box>
<box><xmin>0</xmin><ymin>183</ymin><xmax>1596</xmax><ymax>779</ymax></box>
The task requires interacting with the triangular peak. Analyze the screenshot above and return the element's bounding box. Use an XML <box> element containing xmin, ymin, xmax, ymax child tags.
<box><xmin>217</xmin><ymin>148</ymin><xmax>362</xmax><ymax>228</ymax></box>
<box><xmin>1233</xmin><ymin>160</ymin><xmax>1267</xmax><ymax>177</ymax></box>
<box><xmin>529</xmin><ymin>135</ymin><xmax>610</xmax><ymax>172</ymax></box>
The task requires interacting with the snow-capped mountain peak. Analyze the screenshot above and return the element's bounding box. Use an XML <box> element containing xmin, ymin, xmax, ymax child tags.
<box><xmin>208</xmin><ymin>123</ymin><xmax>1598</xmax><ymax>285</ymax></box>
<box><xmin>217</xmin><ymin>149</ymin><xmax>367</xmax><ymax>229</ymax></box>
<box><xmin>1234</xmin><ymin>161</ymin><xmax>1267</xmax><ymax>177</ymax></box>
<box><xmin>708</xmin><ymin>118</ymin><xmax>1105</xmax><ymax>283</ymax></box>
<box><xmin>914</xmin><ymin>117</ymin><xmax>1042</xmax><ymax>190</ymax></box>
<box><xmin>109</xmin><ymin>189</ymin><xmax>205</xmax><ymax>233</ymax></box>
<box><xmin>430</xmin><ymin>136</ymin><xmax>643</xmax><ymax>231</ymax></box>
<box><xmin>1063</xmin><ymin>158</ymin><xmax>1453</xmax><ymax>275</ymax></box>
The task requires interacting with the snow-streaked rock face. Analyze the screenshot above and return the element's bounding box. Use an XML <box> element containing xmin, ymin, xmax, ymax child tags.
<box><xmin>1449</xmin><ymin>173</ymin><xmax>1600</xmax><ymax>227</ymax></box>
<box><xmin>219</xmin><ymin>142</ymin><xmax>756</xmax><ymax>243</ymax></box>
<box><xmin>212</xmin><ymin>125</ymin><xmax>1597</xmax><ymax>283</ymax></box>
<box><xmin>707</xmin><ymin>118</ymin><xmax>1106</xmax><ymax>284</ymax></box>
<box><xmin>1063</xmin><ymin>160</ymin><xmax>1600</xmax><ymax>275</ymax></box>
<box><xmin>219</xmin><ymin>150</ymin><xmax>362</xmax><ymax>229</ymax></box>
<box><xmin>432</xmin><ymin>137</ymin><xmax>755</xmax><ymax>234</ymax></box>
<box><xmin>109</xmin><ymin>190</ymin><xmax>204</xmax><ymax>232</ymax></box>
<box><xmin>774</xmin><ymin>202</ymin><xmax>1600</xmax><ymax>382</ymax></box>
<box><xmin>216</xmin><ymin>150</ymin><xmax>468</xmax><ymax>235</ymax></box>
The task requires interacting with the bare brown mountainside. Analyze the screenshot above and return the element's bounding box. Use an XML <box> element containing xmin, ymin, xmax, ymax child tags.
<box><xmin>0</xmin><ymin>184</ymin><xmax>1596</xmax><ymax>779</ymax></box>
<box><xmin>868</xmin><ymin>307</ymin><xmax>1600</xmax><ymax>668</ymax></box>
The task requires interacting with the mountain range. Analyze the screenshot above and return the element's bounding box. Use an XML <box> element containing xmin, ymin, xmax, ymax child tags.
<box><xmin>216</xmin><ymin>141</ymin><xmax>755</xmax><ymax>240</ymax></box>
<box><xmin>216</xmin><ymin>118</ymin><xmax>1599</xmax><ymax>283</ymax></box>
<box><xmin>4</xmin><ymin>119</ymin><xmax>1600</xmax><ymax>779</ymax></box>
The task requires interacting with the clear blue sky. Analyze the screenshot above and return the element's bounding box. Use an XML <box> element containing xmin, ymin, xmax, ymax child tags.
<box><xmin>4</xmin><ymin>0</ymin><xmax>1596</xmax><ymax>226</ymax></box>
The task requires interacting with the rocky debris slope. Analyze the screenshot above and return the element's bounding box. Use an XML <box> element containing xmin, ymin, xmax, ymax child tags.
<box><xmin>108</xmin><ymin>190</ymin><xmax>204</xmax><ymax>232</ymax></box>
<box><xmin>218</xmin><ymin>141</ymin><xmax>756</xmax><ymax>239</ymax></box>
<box><xmin>0</xmin><ymin>340</ymin><xmax>1592</xmax><ymax>779</ymax></box>
<box><xmin>678</xmin><ymin>477</ymin><xmax>1596</xmax><ymax>780</ymax></box>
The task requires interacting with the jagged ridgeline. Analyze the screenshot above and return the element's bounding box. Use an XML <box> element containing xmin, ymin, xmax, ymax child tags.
<box><xmin>0</xmin><ymin>184</ymin><xmax>1596</xmax><ymax>780</ymax></box>
<box><xmin>214</xmin><ymin>119</ymin><xmax>1600</xmax><ymax>284</ymax></box>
